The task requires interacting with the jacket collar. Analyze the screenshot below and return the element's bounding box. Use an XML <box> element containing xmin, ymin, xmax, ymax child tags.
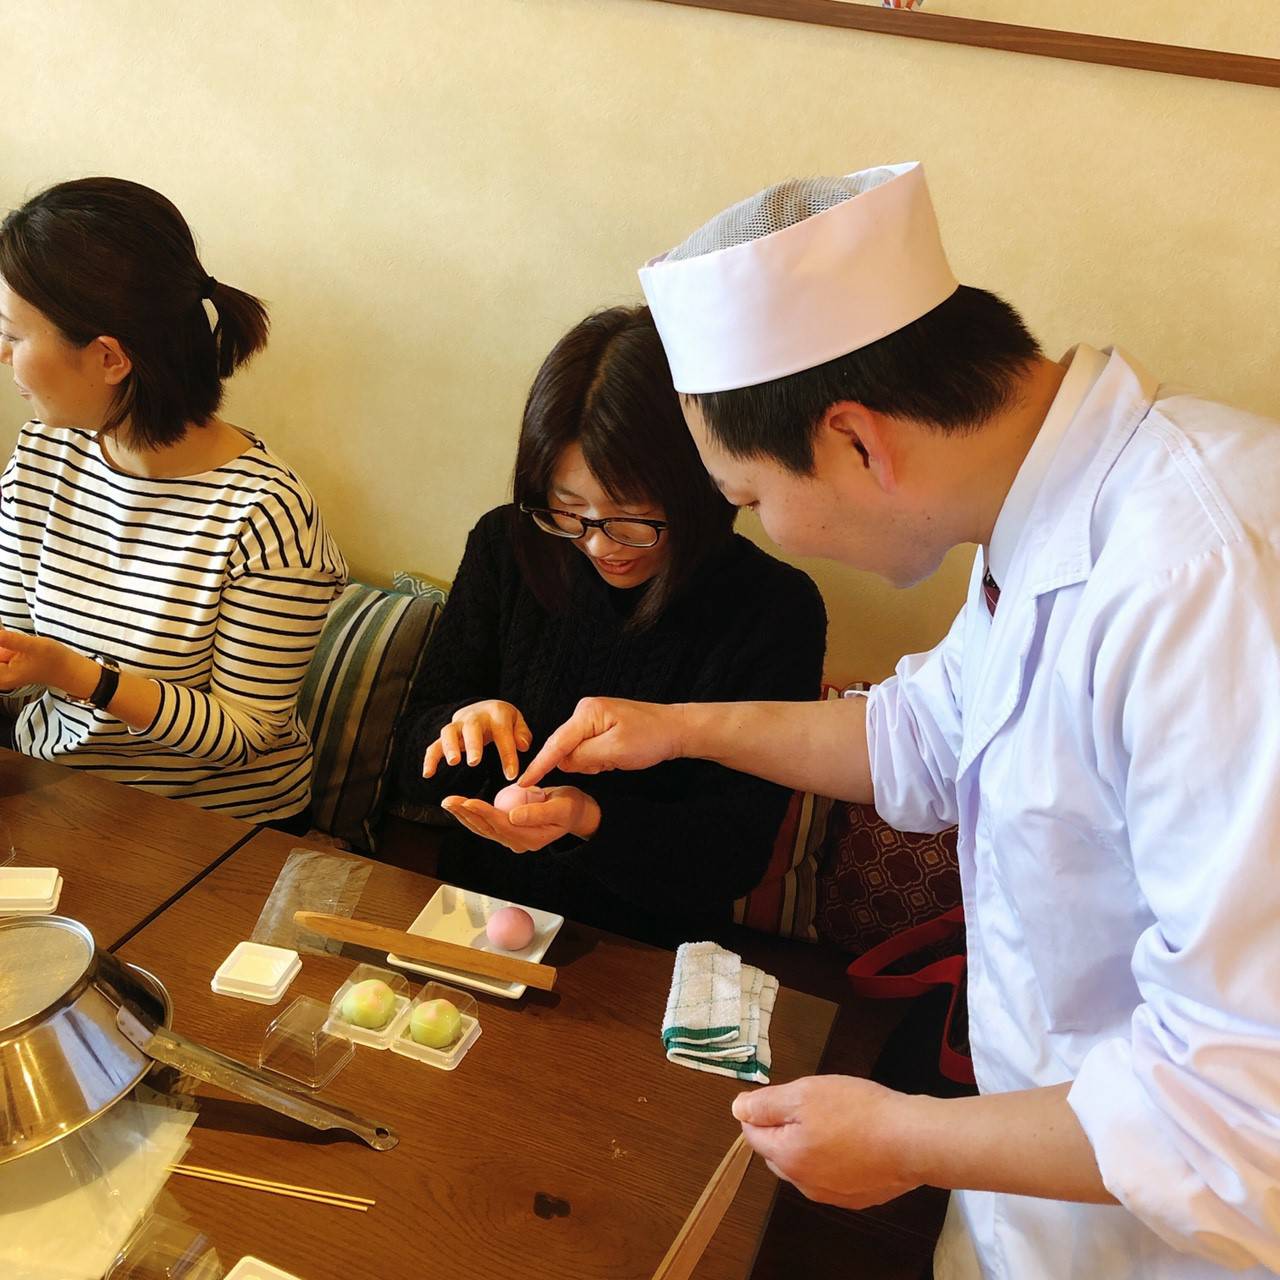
<box><xmin>1007</xmin><ymin>346</ymin><xmax>1160</xmax><ymax>603</ymax></box>
<box><xmin>956</xmin><ymin>347</ymin><xmax>1160</xmax><ymax>777</ymax></box>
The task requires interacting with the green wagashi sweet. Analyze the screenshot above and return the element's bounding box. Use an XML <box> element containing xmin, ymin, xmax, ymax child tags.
<box><xmin>410</xmin><ymin>998</ymin><xmax>462</xmax><ymax>1048</ymax></box>
<box><xmin>339</xmin><ymin>978</ymin><xmax>397</xmax><ymax>1029</ymax></box>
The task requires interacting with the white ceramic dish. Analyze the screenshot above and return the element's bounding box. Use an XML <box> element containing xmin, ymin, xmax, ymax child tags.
<box><xmin>211</xmin><ymin>941</ymin><xmax>302</xmax><ymax>1005</ymax></box>
<box><xmin>386</xmin><ymin>885</ymin><xmax>563</xmax><ymax>999</ymax></box>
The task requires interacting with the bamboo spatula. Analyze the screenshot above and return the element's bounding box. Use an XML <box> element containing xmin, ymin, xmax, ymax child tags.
<box><xmin>651</xmin><ymin>1133</ymin><xmax>754</xmax><ymax>1279</ymax></box>
<box><xmin>292</xmin><ymin>911</ymin><xmax>557</xmax><ymax>991</ymax></box>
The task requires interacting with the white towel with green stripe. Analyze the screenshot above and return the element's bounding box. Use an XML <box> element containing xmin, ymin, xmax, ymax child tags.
<box><xmin>661</xmin><ymin>942</ymin><xmax>777</xmax><ymax>1084</ymax></box>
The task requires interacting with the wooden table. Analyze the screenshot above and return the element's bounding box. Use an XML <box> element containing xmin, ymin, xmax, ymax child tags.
<box><xmin>118</xmin><ymin>827</ymin><xmax>837</xmax><ymax>1280</ymax></box>
<box><xmin>0</xmin><ymin>748</ymin><xmax>252</xmax><ymax>948</ymax></box>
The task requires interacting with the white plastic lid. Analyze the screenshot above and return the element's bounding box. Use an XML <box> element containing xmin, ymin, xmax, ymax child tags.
<box><xmin>224</xmin><ymin>1258</ymin><xmax>304</xmax><ymax>1280</ymax></box>
<box><xmin>211</xmin><ymin>941</ymin><xmax>302</xmax><ymax>1004</ymax></box>
<box><xmin>0</xmin><ymin>866</ymin><xmax>60</xmax><ymax>911</ymax></box>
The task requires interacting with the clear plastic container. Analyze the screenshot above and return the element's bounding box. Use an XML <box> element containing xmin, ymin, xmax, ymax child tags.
<box><xmin>211</xmin><ymin>941</ymin><xmax>301</xmax><ymax>1005</ymax></box>
<box><xmin>258</xmin><ymin>996</ymin><xmax>353</xmax><ymax>1088</ymax></box>
<box><xmin>323</xmin><ymin>963</ymin><xmax>411</xmax><ymax>1050</ymax></box>
<box><xmin>107</xmin><ymin>1208</ymin><xmax>223</xmax><ymax>1278</ymax></box>
<box><xmin>390</xmin><ymin>981</ymin><xmax>481</xmax><ymax>1071</ymax></box>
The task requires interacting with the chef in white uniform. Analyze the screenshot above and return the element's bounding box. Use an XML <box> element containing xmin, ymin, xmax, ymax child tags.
<box><xmin>519</xmin><ymin>163</ymin><xmax>1280</xmax><ymax>1277</ymax></box>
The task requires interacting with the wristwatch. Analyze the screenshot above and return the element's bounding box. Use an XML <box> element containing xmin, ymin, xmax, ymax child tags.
<box><xmin>63</xmin><ymin>655</ymin><xmax>122</xmax><ymax>711</ymax></box>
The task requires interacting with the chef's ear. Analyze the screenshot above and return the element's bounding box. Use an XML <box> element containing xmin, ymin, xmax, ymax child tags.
<box><xmin>818</xmin><ymin>401</ymin><xmax>898</xmax><ymax>495</ymax></box>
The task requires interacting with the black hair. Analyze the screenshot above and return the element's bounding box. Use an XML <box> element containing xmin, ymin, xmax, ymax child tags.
<box><xmin>0</xmin><ymin>177</ymin><xmax>268</xmax><ymax>449</ymax></box>
<box><xmin>512</xmin><ymin>305</ymin><xmax>735</xmax><ymax>629</ymax></box>
<box><xmin>691</xmin><ymin>285</ymin><xmax>1042</xmax><ymax>474</ymax></box>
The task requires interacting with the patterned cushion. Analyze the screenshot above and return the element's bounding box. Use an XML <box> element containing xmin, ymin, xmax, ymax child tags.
<box><xmin>297</xmin><ymin>582</ymin><xmax>445</xmax><ymax>852</ymax></box>
<box><xmin>730</xmin><ymin>686</ymin><xmax>843</xmax><ymax>941</ymax></box>
<box><xmin>815</xmin><ymin>802</ymin><xmax>961</xmax><ymax>955</ymax></box>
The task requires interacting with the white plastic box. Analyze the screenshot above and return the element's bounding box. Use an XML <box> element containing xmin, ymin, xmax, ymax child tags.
<box><xmin>390</xmin><ymin>981</ymin><xmax>482</xmax><ymax>1072</ymax></box>
<box><xmin>323</xmin><ymin>963</ymin><xmax>412</xmax><ymax>1050</ymax></box>
<box><xmin>210</xmin><ymin>941</ymin><xmax>301</xmax><ymax>1005</ymax></box>
<box><xmin>0</xmin><ymin>866</ymin><xmax>62</xmax><ymax>915</ymax></box>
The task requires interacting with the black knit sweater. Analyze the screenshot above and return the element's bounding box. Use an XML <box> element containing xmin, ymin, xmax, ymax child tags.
<box><xmin>394</xmin><ymin>505</ymin><xmax>826</xmax><ymax>946</ymax></box>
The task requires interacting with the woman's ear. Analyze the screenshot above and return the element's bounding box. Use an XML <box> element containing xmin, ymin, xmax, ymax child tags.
<box><xmin>90</xmin><ymin>335</ymin><xmax>132</xmax><ymax>387</ymax></box>
<box><xmin>817</xmin><ymin>401</ymin><xmax>899</xmax><ymax>495</ymax></box>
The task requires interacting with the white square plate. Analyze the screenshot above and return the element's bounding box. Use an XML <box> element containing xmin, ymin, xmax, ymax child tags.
<box><xmin>386</xmin><ymin>885</ymin><xmax>563</xmax><ymax>999</ymax></box>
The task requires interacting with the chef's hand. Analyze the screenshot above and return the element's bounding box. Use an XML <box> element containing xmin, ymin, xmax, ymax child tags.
<box><xmin>0</xmin><ymin>628</ymin><xmax>93</xmax><ymax>696</ymax></box>
<box><xmin>442</xmin><ymin>785</ymin><xmax>601</xmax><ymax>853</ymax></box>
<box><xmin>518</xmin><ymin>696</ymin><xmax>684</xmax><ymax>787</ymax></box>
<box><xmin>733</xmin><ymin>1076</ymin><xmax>922</xmax><ymax>1211</ymax></box>
<box><xmin>423</xmin><ymin>699</ymin><xmax>533</xmax><ymax>782</ymax></box>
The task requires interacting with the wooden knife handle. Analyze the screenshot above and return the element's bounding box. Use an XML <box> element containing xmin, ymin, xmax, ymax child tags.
<box><xmin>292</xmin><ymin>911</ymin><xmax>558</xmax><ymax>991</ymax></box>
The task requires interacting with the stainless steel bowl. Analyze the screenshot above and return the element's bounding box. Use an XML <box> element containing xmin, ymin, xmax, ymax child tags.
<box><xmin>0</xmin><ymin>916</ymin><xmax>169</xmax><ymax>1162</ymax></box>
<box><xmin>0</xmin><ymin>915</ymin><xmax>397</xmax><ymax>1163</ymax></box>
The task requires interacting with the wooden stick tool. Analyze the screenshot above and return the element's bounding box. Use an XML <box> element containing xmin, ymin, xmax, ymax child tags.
<box><xmin>650</xmin><ymin>1133</ymin><xmax>753</xmax><ymax>1280</ymax></box>
<box><xmin>293</xmin><ymin>911</ymin><xmax>558</xmax><ymax>992</ymax></box>
<box><xmin>170</xmin><ymin>1164</ymin><xmax>373</xmax><ymax>1211</ymax></box>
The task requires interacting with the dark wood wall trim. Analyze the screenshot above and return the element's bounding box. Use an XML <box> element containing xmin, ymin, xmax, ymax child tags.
<box><xmin>653</xmin><ymin>0</ymin><xmax>1280</xmax><ymax>90</ymax></box>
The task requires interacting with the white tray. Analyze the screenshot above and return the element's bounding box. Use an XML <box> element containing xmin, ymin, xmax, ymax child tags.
<box><xmin>386</xmin><ymin>885</ymin><xmax>563</xmax><ymax>999</ymax></box>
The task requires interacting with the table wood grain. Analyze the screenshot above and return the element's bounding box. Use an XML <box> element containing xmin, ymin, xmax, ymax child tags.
<box><xmin>0</xmin><ymin>748</ymin><xmax>253</xmax><ymax>948</ymax></box>
<box><xmin>117</xmin><ymin>827</ymin><xmax>837</xmax><ymax>1280</ymax></box>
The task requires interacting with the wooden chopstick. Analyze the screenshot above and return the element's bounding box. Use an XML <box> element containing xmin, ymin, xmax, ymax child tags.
<box><xmin>292</xmin><ymin>909</ymin><xmax>558</xmax><ymax>991</ymax></box>
<box><xmin>650</xmin><ymin>1133</ymin><xmax>753</xmax><ymax>1280</ymax></box>
<box><xmin>176</xmin><ymin>1164</ymin><xmax>375</xmax><ymax>1205</ymax></box>
<box><xmin>170</xmin><ymin>1164</ymin><xmax>373</xmax><ymax>1211</ymax></box>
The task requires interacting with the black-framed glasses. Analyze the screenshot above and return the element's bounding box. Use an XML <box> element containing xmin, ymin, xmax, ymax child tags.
<box><xmin>520</xmin><ymin>502</ymin><xmax>669</xmax><ymax>549</ymax></box>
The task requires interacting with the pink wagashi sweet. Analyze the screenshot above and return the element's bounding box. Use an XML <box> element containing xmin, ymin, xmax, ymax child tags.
<box><xmin>485</xmin><ymin>905</ymin><xmax>537</xmax><ymax>952</ymax></box>
<box><xmin>493</xmin><ymin>784</ymin><xmax>547</xmax><ymax>814</ymax></box>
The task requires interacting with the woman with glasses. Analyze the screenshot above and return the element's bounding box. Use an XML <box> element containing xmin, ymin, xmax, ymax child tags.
<box><xmin>394</xmin><ymin>306</ymin><xmax>825</xmax><ymax>946</ymax></box>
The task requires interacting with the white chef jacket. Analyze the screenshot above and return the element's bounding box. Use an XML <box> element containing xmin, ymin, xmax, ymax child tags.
<box><xmin>866</xmin><ymin>346</ymin><xmax>1280</xmax><ymax>1278</ymax></box>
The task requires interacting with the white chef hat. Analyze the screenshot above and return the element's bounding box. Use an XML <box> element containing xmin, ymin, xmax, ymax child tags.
<box><xmin>638</xmin><ymin>162</ymin><xmax>958</xmax><ymax>394</ymax></box>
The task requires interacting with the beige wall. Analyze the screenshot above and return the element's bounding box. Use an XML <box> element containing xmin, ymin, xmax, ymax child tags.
<box><xmin>2</xmin><ymin>0</ymin><xmax>1278</xmax><ymax>681</ymax></box>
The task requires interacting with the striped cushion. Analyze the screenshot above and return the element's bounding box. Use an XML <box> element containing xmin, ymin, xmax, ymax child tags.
<box><xmin>730</xmin><ymin>685</ymin><xmax>843</xmax><ymax>941</ymax></box>
<box><xmin>297</xmin><ymin>582</ymin><xmax>444</xmax><ymax>852</ymax></box>
<box><xmin>731</xmin><ymin>786</ymin><xmax>833</xmax><ymax>941</ymax></box>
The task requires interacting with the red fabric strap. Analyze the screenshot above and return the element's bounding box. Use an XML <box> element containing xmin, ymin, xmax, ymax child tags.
<box><xmin>845</xmin><ymin>905</ymin><xmax>975</xmax><ymax>1085</ymax></box>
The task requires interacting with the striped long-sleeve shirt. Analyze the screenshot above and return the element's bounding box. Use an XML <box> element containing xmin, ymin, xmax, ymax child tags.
<box><xmin>0</xmin><ymin>421</ymin><xmax>347</xmax><ymax>822</ymax></box>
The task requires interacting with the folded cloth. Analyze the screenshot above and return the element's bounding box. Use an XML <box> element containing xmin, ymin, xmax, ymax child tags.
<box><xmin>662</xmin><ymin>941</ymin><xmax>778</xmax><ymax>1084</ymax></box>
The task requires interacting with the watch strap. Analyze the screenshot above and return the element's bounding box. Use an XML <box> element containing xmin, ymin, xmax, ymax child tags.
<box><xmin>88</xmin><ymin>657</ymin><xmax>121</xmax><ymax>711</ymax></box>
<box><xmin>65</xmin><ymin>655</ymin><xmax>122</xmax><ymax>711</ymax></box>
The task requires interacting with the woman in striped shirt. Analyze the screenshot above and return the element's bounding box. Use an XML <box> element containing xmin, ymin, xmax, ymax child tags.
<box><xmin>0</xmin><ymin>178</ymin><xmax>346</xmax><ymax>828</ymax></box>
